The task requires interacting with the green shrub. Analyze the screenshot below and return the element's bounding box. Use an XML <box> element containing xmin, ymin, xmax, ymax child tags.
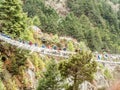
<box><xmin>20</xmin><ymin>29</ymin><xmax>35</xmax><ymax>42</ymax></box>
<box><xmin>79</xmin><ymin>41</ymin><xmax>88</xmax><ymax>50</ymax></box>
<box><xmin>0</xmin><ymin>80</ymin><xmax>6</xmax><ymax>90</ymax></box>
<box><xmin>6</xmin><ymin>79</ymin><xmax>18</xmax><ymax>90</ymax></box>
<box><xmin>8</xmin><ymin>49</ymin><xmax>29</xmax><ymax>75</ymax></box>
<box><xmin>52</xmin><ymin>34</ymin><xmax>59</xmax><ymax>43</ymax></box>
<box><xmin>31</xmin><ymin>53</ymin><xmax>45</xmax><ymax>70</ymax></box>
<box><xmin>104</xmin><ymin>68</ymin><xmax>112</xmax><ymax>79</ymax></box>
<box><xmin>67</xmin><ymin>41</ymin><xmax>75</xmax><ymax>51</ymax></box>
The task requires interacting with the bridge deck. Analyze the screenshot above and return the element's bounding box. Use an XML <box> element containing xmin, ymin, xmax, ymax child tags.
<box><xmin>0</xmin><ymin>33</ymin><xmax>120</xmax><ymax>64</ymax></box>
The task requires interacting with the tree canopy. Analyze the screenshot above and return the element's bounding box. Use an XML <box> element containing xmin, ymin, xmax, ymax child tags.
<box><xmin>59</xmin><ymin>50</ymin><xmax>97</xmax><ymax>90</ymax></box>
<box><xmin>0</xmin><ymin>0</ymin><xmax>28</xmax><ymax>38</ymax></box>
<box><xmin>22</xmin><ymin>0</ymin><xmax>120</xmax><ymax>53</ymax></box>
<box><xmin>37</xmin><ymin>60</ymin><xmax>63</xmax><ymax>90</ymax></box>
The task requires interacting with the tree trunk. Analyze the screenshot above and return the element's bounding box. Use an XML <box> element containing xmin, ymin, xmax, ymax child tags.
<box><xmin>73</xmin><ymin>75</ymin><xmax>79</xmax><ymax>90</ymax></box>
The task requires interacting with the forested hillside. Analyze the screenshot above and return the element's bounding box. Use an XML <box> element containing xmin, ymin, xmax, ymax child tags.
<box><xmin>0</xmin><ymin>0</ymin><xmax>120</xmax><ymax>90</ymax></box>
<box><xmin>23</xmin><ymin>0</ymin><xmax>120</xmax><ymax>53</ymax></box>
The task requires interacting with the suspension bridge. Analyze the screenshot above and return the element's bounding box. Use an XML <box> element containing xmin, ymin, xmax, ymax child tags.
<box><xmin>0</xmin><ymin>33</ymin><xmax>120</xmax><ymax>65</ymax></box>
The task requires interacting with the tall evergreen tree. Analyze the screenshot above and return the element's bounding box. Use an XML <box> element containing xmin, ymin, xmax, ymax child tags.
<box><xmin>0</xmin><ymin>0</ymin><xmax>28</xmax><ymax>38</ymax></box>
<box><xmin>59</xmin><ymin>50</ymin><xmax>97</xmax><ymax>90</ymax></box>
<box><xmin>37</xmin><ymin>60</ymin><xmax>63</xmax><ymax>90</ymax></box>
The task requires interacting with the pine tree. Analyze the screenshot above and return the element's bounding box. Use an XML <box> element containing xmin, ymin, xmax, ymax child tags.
<box><xmin>0</xmin><ymin>0</ymin><xmax>28</xmax><ymax>38</ymax></box>
<box><xmin>59</xmin><ymin>50</ymin><xmax>97</xmax><ymax>90</ymax></box>
<box><xmin>37</xmin><ymin>60</ymin><xmax>63</xmax><ymax>90</ymax></box>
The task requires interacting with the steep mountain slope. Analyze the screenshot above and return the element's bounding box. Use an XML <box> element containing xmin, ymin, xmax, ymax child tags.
<box><xmin>23</xmin><ymin>0</ymin><xmax>120</xmax><ymax>53</ymax></box>
<box><xmin>0</xmin><ymin>0</ymin><xmax>120</xmax><ymax>90</ymax></box>
<box><xmin>45</xmin><ymin>0</ymin><xmax>69</xmax><ymax>16</ymax></box>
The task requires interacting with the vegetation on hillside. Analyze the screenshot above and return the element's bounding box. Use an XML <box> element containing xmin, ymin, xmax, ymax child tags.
<box><xmin>37</xmin><ymin>59</ymin><xmax>63</xmax><ymax>90</ymax></box>
<box><xmin>0</xmin><ymin>0</ymin><xmax>119</xmax><ymax>89</ymax></box>
<box><xmin>23</xmin><ymin>0</ymin><xmax>120</xmax><ymax>53</ymax></box>
<box><xmin>0</xmin><ymin>0</ymin><xmax>45</xmax><ymax>89</ymax></box>
<box><xmin>37</xmin><ymin>51</ymin><xmax>97</xmax><ymax>90</ymax></box>
<box><xmin>0</xmin><ymin>0</ymin><xmax>28</xmax><ymax>38</ymax></box>
<box><xmin>59</xmin><ymin>51</ymin><xmax>97</xmax><ymax>90</ymax></box>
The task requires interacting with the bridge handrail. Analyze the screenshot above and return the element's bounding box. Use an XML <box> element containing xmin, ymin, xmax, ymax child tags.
<box><xmin>0</xmin><ymin>33</ymin><xmax>120</xmax><ymax>64</ymax></box>
<box><xmin>0</xmin><ymin>34</ymin><xmax>75</xmax><ymax>57</ymax></box>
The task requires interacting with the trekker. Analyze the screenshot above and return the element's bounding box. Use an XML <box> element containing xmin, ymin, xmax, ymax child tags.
<box><xmin>29</xmin><ymin>41</ymin><xmax>32</xmax><ymax>45</ymax></box>
<box><xmin>41</xmin><ymin>44</ymin><xmax>46</xmax><ymax>48</ymax></box>
<box><xmin>53</xmin><ymin>45</ymin><xmax>57</xmax><ymax>50</ymax></box>
<box><xmin>98</xmin><ymin>54</ymin><xmax>101</xmax><ymax>60</ymax></box>
<box><xmin>48</xmin><ymin>45</ymin><xmax>51</xmax><ymax>49</ymax></box>
<box><xmin>63</xmin><ymin>47</ymin><xmax>67</xmax><ymax>51</ymax></box>
<box><xmin>35</xmin><ymin>43</ymin><xmax>38</xmax><ymax>47</ymax></box>
<box><xmin>58</xmin><ymin>47</ymin><xmax>61</xmax><ymax>52</ymax></box>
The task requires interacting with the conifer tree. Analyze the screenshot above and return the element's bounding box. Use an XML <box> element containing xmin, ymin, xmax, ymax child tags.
<box><xmin>0</xmin><ymin>0</ymin><xmax>28</xmax><ymax>38</ymax></box>
<box><xmin>37</xmin><ymin>60</ymin><xmax>63</xmax><ymax>90</ymax></box>
<box><xmin>59</xmin><ymin>50</ymin><xmax>97</xmax><ymax>90</ymax></box>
